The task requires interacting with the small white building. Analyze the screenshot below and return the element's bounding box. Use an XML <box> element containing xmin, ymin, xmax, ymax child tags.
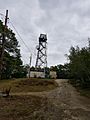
<box><xmin>50</xmin><ymin>71</ymin><xmax>57</xmax><ymax>79</ymax></box>
<box><xmin>30</xmin><ymin>71</ymin><xmax>45</xmax><ymax>78</ymax></box>
<box><xmin>29</xmin><ymin>71</ymin><xmax>57</xmax><ymax>79</ymax></box>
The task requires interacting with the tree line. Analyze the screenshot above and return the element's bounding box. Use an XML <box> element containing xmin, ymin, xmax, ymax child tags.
<box><xmin>0</xmin><ymin>18</ymin><xmax>90</xmax><ymax>89</ymax></box>
<box><xmin>0</xmin><ymin>20</ymin><xmax>27</xmax><ymax>79</ymax></box>
<box><xmin>68</xmin><ymin>42</ymin><xmax>90</xmax><ymax>88</ymax></box>
<box><xmin>49</xmin><ymin>41</ymin><xmax>90</xmax><ymax>88</ymax></box>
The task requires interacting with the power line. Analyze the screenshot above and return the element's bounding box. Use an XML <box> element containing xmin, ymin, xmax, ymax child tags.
<box><xmin>0</xmin><ymin>12</ymin><xmax>37</xmax><ymax>68</ymax></box>
<box><xmin>0</xmin><ymin>13</ymin><xmax>36</xmax><ymax>56</ymax></box>
<box><xmin>0</xmin><ymin>13</ymin><xmax>4</xmax><ymax>21</ymax></box>
<box><xmin>9</xmin><ymin>21</ymin><xmax>31</xmax><ymax>52</ymax></box>
<box><xmin>9</xmin><ymin>20</ymin><xmax>36</xmax><ymax>57</ymax></box>
<box><xmin>0</xmin><ymin>13</ymin><xmax>4</xmax><ymax>16</ymax></box>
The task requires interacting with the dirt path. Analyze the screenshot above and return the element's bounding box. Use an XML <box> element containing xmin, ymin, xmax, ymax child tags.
<box><xmin>31</xmin><ymin>79</ymin><xmax>90</xmax><ymax>120</ymax></box>
<box><xmin>11</xmin><ymin>79</ymin><xmax>90</xmax><ymax>120</ymax></box>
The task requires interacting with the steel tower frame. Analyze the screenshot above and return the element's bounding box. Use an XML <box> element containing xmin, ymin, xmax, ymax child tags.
<box><xmin>35</xmin><ymin>34</ymin><xmax>47</xmax><ymax>76</ymax></box>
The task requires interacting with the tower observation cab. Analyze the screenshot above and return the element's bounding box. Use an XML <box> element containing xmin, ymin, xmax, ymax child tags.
<box><xmin>39</xmin><ymin>34</ymin><xmax>47</xmax><ymax>43</ymax></box>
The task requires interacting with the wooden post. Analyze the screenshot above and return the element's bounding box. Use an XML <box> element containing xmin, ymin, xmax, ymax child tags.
<box><xmin>0</xmin><ymin>10</ymin><xmax>8</xmax><ymax>79</ymax></box>
<box><xmin>29</xmin><ymin>54</ymin><xmax>32</xmax><ymax>78</ymax></box>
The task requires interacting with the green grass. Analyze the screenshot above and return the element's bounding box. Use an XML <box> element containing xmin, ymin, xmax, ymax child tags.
<box><xmin>68</xmin><ymin>79</ymin><xmax>90</xmax><ymax>98</ymax></box>
<box><xmin>77</xmin><ymin>88</ymin><xmax>90</xmax><ymax>98</ymax></box>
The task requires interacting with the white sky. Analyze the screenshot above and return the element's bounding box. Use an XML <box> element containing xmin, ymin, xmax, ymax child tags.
<box><xmin>0</xmin><ymin>0</ymin><xmax>90</xmax><ymax>66</ymax></box>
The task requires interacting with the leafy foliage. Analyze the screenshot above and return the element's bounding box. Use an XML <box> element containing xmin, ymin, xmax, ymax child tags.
<box><xmin>0</xmin><ymin>20</ymin><xmax>27</xmax><ymax>79</ymax></box>
<box><xmin>68</xmin><ymin>43</ymin><xmax>90</xmax><ymax>88</ymax></box>
<box><xmin>50</xmin><ymin>40</ymin><xmax>90</xmax><ymax>88</ymax></box>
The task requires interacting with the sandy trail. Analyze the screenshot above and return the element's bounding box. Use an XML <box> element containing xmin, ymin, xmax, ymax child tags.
<box><xmin>12</xmin><ymin>79</ymin><xmax>90</xmax><ymax>120</ymax></box>
<box><xmin>33</xmin><ymin>79</ymin><xmax>90</xmax><ymax>120</ymax></box>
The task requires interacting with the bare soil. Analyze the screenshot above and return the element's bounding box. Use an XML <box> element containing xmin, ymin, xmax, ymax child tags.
<box><xmin>0</xmin><ymin>79</ymin><xmax>90</xmax><ymax>120</ymax></box>
<box><xmin>33</xmin><ymin>79</ymin><xmax>90</xmax><ymax>120</ymax></box>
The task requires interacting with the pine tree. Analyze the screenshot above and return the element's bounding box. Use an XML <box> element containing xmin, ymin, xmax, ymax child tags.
<box><xmin>0</xmin><ymin>20</ymin><xmax>26</xmax><ymax>79</ymax></box>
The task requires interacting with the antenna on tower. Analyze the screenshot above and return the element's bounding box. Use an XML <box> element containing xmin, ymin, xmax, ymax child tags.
<box><xmin>35</xmin><ymin>34</ymin><xmax>47</xmax><ymax>78</ymax></box>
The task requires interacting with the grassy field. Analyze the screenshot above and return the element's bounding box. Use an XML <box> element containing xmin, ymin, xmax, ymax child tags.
<box><xmin>0</xmin><ymin>95</ymin><xmax>46</xmax><ymax>120</ymax></box>
<box><xmin>0</xmin><ymin>78</ymin><xmax>58</xmax><ymax>93</ymax></box>
<box><xmin>0</xmin><ymin>78</ymin><xmax>57</xmax><ymax>120</ymax></box>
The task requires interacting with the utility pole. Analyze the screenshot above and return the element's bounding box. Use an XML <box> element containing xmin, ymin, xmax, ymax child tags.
<box><xmin>88</xmin><ymin>38</ymin><xmax>90</xmax><ymax>50</ymax></box>
<box><xmin>0</xmin><ymin>10</ymin><xmax>8</xmax><ymax>79</ymax></box>
<box><xmin>28</xmin><ymin>54</ymin><xmax>32</xmax><ymax>78</ymax></box>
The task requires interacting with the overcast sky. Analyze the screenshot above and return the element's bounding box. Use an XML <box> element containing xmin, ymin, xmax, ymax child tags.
<box><xmin>0</xmin><ymin>0</ymin><xmax>90</xmax><ymax>66</ymax></box>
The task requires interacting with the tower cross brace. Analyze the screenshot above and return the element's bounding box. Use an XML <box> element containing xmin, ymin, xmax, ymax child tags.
<box><xmin>35</xmin><ymin>34</ymin><xmax>47</xmax><ymax>72</ymax></box>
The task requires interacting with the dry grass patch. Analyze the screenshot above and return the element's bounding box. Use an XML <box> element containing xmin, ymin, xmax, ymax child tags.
<box><xmin>0</xmin><ymin>95</ymin><xmax>45</xmax><ymax>120</ymax></box>
<box><xmin>0</xmin><ymin>78</ymin><xmax>58</xmax><ymax>93</ymax></box>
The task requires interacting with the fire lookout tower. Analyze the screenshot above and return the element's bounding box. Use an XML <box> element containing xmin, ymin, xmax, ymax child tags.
<box><xmin>35</xmin><ymin>34</ymin><xmax>47</xmax><ymax>77</ymax></box>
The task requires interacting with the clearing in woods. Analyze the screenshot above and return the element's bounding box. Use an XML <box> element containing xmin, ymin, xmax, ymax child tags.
<box><xmin>0</xmin><ymin>79</ymin><xmax>90</xmax><ymax>120</ymax></box>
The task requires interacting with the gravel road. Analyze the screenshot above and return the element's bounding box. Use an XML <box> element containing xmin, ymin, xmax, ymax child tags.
<box><xmin>32</xmin><ymin>79</ymin><xmax>90</xmax><ymax>120</ymax></box>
